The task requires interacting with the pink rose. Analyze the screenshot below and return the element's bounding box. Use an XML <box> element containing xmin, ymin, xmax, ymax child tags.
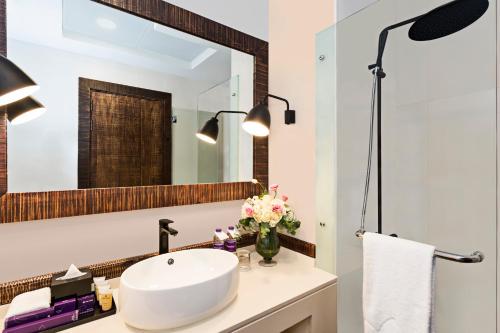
<box><xmin>245</xmin><ymin>207</ymin><xmax>254</xmax><ymax>217</ymax></box>
<box><xmin>272</xmin><ymin>204</ymin><xmax>283</xmax><ymax>213</ymax></box>
<box><xmin>270</xmin><ymin>184</ymin><xmax>279</xmax><ymax>192</ymax></box>
<box><xmin>281</xmin><ymin>195</ymin><xmax>288</xmax><ymax>202</ymax></box>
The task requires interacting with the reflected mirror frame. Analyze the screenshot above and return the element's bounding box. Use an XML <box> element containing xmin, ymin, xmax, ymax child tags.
<box><xmin>0</xmin><ymin>0</ymin><xmax>268</xmax><ymax>223</ymax></box>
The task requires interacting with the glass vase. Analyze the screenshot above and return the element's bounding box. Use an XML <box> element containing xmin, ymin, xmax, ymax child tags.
<box><xmin>256</xmin><ymin>227</ymin><xmax>280</xmax><ymax>267</ymax></box>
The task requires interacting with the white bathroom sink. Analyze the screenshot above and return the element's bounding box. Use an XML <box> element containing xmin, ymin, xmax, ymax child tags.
<box><xmin>119</xmin><ymin>248</ymin><xmax>239</xmax><ymax>330</ymax></box>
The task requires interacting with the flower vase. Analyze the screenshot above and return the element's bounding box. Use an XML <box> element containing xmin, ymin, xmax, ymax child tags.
<box><xmin>256</xmin><ymin>227</ymin><xmax>280</xmax><ymax>267</ymax></box>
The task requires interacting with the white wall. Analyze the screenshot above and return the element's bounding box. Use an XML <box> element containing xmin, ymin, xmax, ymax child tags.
<box><xmin>336</xmin><ymin>0</ymin><xmax>378</xmax><ymax>21</ymax></box>
<box><xmin>0</xmin><ymin>201</ymin><xmax>242</xmax><ymax>282</ymax></box>
<box><xmin>7</xmin><ymin>39</ymin><xmax>208</xmax><ymax>192</ymax></box>
<box><xmin>269</xmin><ymin>0</ymin><xmax>334</xmax><ymax>243</ymax></box>
<box><xmin>165</xmin><ymin>0</ymin><xmax>268</xmax><ymax>41</ymax></box>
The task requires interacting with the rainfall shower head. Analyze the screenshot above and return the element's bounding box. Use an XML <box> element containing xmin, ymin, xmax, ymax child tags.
<box><xmin>408</xmin><ymin>0</ymin><xmax>489</xmax><ymax>41</ymax></box>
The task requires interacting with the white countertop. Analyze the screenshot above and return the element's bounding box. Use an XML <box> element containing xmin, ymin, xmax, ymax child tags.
<box><xmin>1</xmin><ymin>247</ymin><xmax>337</xmax><ymax>333</ymax></box>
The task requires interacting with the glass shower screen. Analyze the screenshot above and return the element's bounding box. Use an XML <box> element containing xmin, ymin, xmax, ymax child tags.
<box><xmin>316</xmin><ymin>0</ymin><xmax>497</xmax><ymax>331</ymax></box>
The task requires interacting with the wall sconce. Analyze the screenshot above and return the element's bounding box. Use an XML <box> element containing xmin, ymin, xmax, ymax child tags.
<box><xmin>242</xmin><ymin>94</ymin><xmax>295</xmax><ymax>137</ymax></box>
<box><xmin>196</xmin><ymin>110</ymin><xmax>248</xmax><ymax>144</ymax></box>
<box><xmin>0</xmin><ymin>55</ymin><xmax>39</xmax><ymax>107</ymax></box>
<box><xmin>7</xmin><ymin>96</ymin><xmax>46</xmax><ymax>125</ymax></box>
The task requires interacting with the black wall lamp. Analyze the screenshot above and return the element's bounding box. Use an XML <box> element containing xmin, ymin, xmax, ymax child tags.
<box><xmin>0</xmin><ymin>55</ymin><xmax>46</xmax><ymax>124</ymax></box>
<box><xmin>196</xmin><ymin>110</ymin><xmax>248</xmax><ymax>144</ymax></box>
<box><xmin>242</xmin><ymin>94</ymin><xmax>295</xmax><ymax>137</ymax></box>
<box><xmin>7</xmin><ymin>96</ymin><xmax>46</xmax><ymax>125</ymax></box>
<box><xmin>0</xmin><ymin>55</ymin><xmax>39</xmax><ymax>107</ymax></box>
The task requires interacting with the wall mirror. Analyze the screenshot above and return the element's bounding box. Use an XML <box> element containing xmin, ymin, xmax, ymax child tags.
<box><xmin>7</xmin><ymin>0</ymin><xmax>255</xmax><ymax>192</ymax></box>
<box><xmin>0</xmin><ymin>0</ymin><xmax>268</xmax><ymax>223</ymax></box>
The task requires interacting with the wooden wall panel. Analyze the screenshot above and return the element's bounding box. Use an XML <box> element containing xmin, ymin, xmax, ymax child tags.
<box><xmin>0</xmin><ymin>0</ymin><xmax>268</xmax><ymax>223</ymax></box>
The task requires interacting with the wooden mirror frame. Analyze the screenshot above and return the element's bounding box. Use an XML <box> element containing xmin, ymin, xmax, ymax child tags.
<box><xmin>0</xmin><ymin>0</ymin><xmax>268</xmax><ymax>223</ymax></box>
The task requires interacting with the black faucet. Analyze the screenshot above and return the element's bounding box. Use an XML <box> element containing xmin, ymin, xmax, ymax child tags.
<box><xmin>159</xmin><ymin>219</ymin><xmax>178</xmax><ymax>254</ymax></box>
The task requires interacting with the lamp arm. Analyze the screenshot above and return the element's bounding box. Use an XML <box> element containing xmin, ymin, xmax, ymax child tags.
<box><xmin>214</xmin><ymin>110</ymin><xmax>248</xmax><ymax>119</ymax></box>
<box><xmin>262</xmin><ymin>94</ymin><xmax>290</xmax><ymax>110</ymax></box>
<box><xmin>369</xmin><ymin>15</ymin><xmax>424</xmax><ymax>70</ymax></box>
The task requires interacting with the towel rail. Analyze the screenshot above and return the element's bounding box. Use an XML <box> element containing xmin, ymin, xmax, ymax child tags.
<box><xmin>355</xmin><ymin>231</ymin><xmax>484</xmax><ymax>263</ymax></box>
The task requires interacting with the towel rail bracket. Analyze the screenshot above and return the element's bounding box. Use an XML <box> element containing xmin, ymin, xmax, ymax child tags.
<box><xmin>355</xmin><ymin>230</ymin><xmax>484</xmax><ymax>264</ymax></box>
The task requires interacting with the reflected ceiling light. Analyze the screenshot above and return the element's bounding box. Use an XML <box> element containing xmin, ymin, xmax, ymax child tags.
<box><xmin>196</xmin><ymin>111</ymin><xmax>248</xmax><ymax>144</ymax></box>
<box><xmin>0</xmin><ymin>55</ymin><xmax>39</xmax><ymax>107</ymax></box>
<box><xmin>96</xmin><ymin>17</ymin><xmax>117</xmax><ymax>30</ymax></box>
<box><xmin>242</xmin><ymin>94</ymin><xmax>295</xmax><ymax>137</ymax></box>
<box><xmin>7</xmin><ymin>96</ymin><xmax>46</xmax><ymax>125</ymax></box>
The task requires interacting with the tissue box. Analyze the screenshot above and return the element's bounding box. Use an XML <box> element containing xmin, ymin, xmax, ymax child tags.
<box><xmin>50</xmin><ymin>269</ymin><xmax>92</xmax><ymax>301</ymax></box>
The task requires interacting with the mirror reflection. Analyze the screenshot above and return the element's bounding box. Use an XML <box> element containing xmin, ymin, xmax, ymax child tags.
<box><xmin>6</xmin><ymin>0</ymin><xmax>254</xmax><ymax>192</ymax></box>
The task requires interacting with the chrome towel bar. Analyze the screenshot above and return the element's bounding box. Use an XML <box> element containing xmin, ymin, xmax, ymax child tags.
<box><xmin>355</xmin><ymin>231</ymin><xmax>484</xmax><ymax>263</ymax></box>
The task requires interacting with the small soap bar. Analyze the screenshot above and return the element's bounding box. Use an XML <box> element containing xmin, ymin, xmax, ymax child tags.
<box><xmin>53</xmin><ymin>298</ymin><xmax>76</xmax><ymax>315</ymax></box>
<box><xmin>3</xmin><ymin>310</ymin><xmax>78</xmax><ymax>333</ymax></box>
<box><xmin>78</xmin><ymin>307</ymin><xmax>94</xmax><ymax>318</ymax></box>
<box><xmin>77</xmin><ymin>294</ymin><xmax>95</xmax><ymax>315</ymax></box>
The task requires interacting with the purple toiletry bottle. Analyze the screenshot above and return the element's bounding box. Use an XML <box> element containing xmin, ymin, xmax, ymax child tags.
<box><xmin>213</xmin><ymin>228</ymin><xmax>225</xmax><ymax>250</ymax></box>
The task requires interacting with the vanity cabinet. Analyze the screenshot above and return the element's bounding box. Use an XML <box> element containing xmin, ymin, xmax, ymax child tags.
<box><xmin>234</xmin><ymin>284</ymin><xmax>337</xmax><ymax>333</ymax></box>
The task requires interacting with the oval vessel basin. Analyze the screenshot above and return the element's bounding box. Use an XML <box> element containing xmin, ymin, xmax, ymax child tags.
<box><xmin>119</xmin><ymin>249</ymin><xmax>239</xmax><ymax>330</ymax></box>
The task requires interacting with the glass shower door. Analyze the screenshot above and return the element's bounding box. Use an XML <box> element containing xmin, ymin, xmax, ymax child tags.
<box><xmin>316</xmin><ymin>0</ymin><xmax>497</xmax><ymax>331</ymax></box>
<box><xmin>196</xmin><ymin>76</ymin><xmax>241</xmax><ymax>183</ymax></box>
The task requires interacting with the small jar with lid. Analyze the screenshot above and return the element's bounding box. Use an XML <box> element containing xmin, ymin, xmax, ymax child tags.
<box><xmin>224</xmin><ymin>239</ymin><xmax>237</xmax><ymax>253</ymax></box>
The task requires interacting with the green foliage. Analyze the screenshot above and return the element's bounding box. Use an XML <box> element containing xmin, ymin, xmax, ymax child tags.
<box><xmin>278</xmin><ymin>217</ymin><xmax>301</xmax><ymax>235</ymax></box>
<box><xmin>259</xmin><ymin>223</ymin><xmax>271</xmax><ymax>238</ymax></box>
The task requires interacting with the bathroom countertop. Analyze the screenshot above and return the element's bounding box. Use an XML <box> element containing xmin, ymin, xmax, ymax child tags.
<box><xmin>0</xmin><ymin>247</ymin><xmax>337</xmax><ymax>333</ymax></box>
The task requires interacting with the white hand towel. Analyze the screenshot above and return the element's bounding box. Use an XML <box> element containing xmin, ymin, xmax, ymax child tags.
<box><xmin>363</xmin><ymin>232</ymin><xmax>436</xmax><ymax>333</ymax></box>
<box><xmin>5</xmin><ymin>287</ymin><xmax>51</xmax><ymax>319</ymax></box>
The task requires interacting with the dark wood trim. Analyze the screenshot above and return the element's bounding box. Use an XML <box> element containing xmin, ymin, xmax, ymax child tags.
<box><xmin>78</xmin><ymin>77</ymin><xmax>173</xmax><ymax>189</ymax></box>
<box><xmin>0</xmin><ymin>0</ymin><xmax>269</xmax><ymax>222</ymax></box>
<box><xmin>0</xmin><ymin>182</ymin><xmax>259</xmax><ymax>223</ymax></box>
<box><xmin>0</xmin><ymin>0</ymin><xmax>6</xmax><ymax>196</ymax></box>
<box><xmin>278</xmin><ymin>233</ymin><xmax>316</xmax><ymax>258</ymax></box>
<box><xmin>0</xmin><ymin>235</ymin><xmax>315</xmax><ymax>305</ymax></box>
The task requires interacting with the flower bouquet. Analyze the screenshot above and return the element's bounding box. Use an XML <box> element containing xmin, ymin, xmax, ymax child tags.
<box><xmin>238</xmin><ymin>179</ymin><xmax>300</xmax><ymax>266</ymax></box>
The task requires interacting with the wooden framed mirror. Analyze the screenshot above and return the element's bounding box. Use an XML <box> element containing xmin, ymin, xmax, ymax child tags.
<box><xmin>0</xmin><ymin>0</ymin><xmax>268</xmax><ymax>223</ymax></box>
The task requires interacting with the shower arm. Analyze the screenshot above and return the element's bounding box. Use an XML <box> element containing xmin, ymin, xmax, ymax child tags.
<box><xmin>365</xmin><ymin>14</ymin><xmax>423</xmax><ymax>234</ymax></box>
<box><xmin>369</xmin><ymin>14</ymin><xmax>424</xmax><ymax>71</ymax></box>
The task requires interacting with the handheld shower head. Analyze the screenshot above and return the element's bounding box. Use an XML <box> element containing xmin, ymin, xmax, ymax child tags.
<box><xmin>408</xmin><ymin>0</ymin><xmax>489</xmax><ymax>41</ymax></box>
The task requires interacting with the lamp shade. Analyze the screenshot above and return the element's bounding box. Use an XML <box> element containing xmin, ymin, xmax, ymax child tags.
<box><xmin>0</xmin><ymin>55</ymin><xmax>39</xmax><ymax>107</ymax></box>
<box><xmin>196</xmin><ymin>117</ymin><xmax>219</xmax><ymax>144</ymax></box>
<box><xmin>242</xmin><ymin>103</ymin><xmax>270</xmax><ymax>137</ymax></box>
<box><xmin>7</xmin><ymin>96</ymin><xmax>46</xmax><ymax>125</ymax></box>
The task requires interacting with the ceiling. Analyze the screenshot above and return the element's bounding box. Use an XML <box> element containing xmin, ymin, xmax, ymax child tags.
<box><xmin>166</xmin><ymin>0</ymin><xmax>269</xmax><ymax>41</ymax></box>
<box><xmin>6</xmin><ymin>0</ymin><xmax>235</xmax><ymax>85</ymax></box>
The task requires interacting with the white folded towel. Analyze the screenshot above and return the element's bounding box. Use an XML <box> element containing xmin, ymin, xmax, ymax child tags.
<box><xmin>363</xmin><ymin>232</ymin><xmax>436</xmax><ymax>333</ymax></box>
<box><xmin>5</xmin><ymin>287</ymin><xmax>51</xmax><ymax>319</ymax></box>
